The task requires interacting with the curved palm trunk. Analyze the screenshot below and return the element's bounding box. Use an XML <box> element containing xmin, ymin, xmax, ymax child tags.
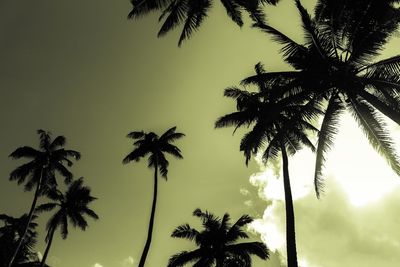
<box><xmin>280</xmin><ymin>143</ymin><xmax>298</xmax><ymax>267</ymax></box>
<box><xmin>40</xmin><ymin>227</ymin><xmax>55</xmax><ymax>267</ymax></box>
<box><xmin>8</xmin><ymin>169</ymin><xmax>43</xmax><ymax>267</ymax></box>
<box><xmin>137</xmin><ymin>163</ymin><xmax>158</xmax><ymax>267</ymax></box>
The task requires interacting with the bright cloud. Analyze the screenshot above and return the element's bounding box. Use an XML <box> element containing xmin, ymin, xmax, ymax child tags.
<box><xmin>248</xmin><ymin>114</ymin><xmax>400</xmax><ymax>267</ymax></box>
<box><xmin>93</xmin><ymin>263</ymin><xmax>104</xmax><ymax>267</ymax></box>
<box><xmin>121</xmin><ymin>256</ymin><xmax>135</xmax><ymax>267</ymax></box>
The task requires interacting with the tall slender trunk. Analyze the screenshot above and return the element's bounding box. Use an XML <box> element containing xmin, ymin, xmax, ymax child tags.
<box><xmin>40</xmin><ymin>226</ymin><xmax>55</xmax><ymax>267</ymax></box>
<box><xmin>8</xmin><ymin>168</ymin><xmax>44</xmax><ymax>267</ymax></box>
<box><xmin>216</xmin><ymin>257</ymin><xmax>223</xmax><ymax>267</ymax></box>
<box><xmin>137</xmin><ymin>163</ymin><xmax>158</xmax><ymax>267</ymax></box>
<box><xmin>280</xmin><ymin>143</ymin><xmax>298</xmax><ymax>267</ymax></box>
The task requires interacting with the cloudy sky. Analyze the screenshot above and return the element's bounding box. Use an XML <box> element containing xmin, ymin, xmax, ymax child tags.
<box><xmin>0</xmin><ymin>0</ymin><xmax>400</xmax><ymax>267</ymax></box>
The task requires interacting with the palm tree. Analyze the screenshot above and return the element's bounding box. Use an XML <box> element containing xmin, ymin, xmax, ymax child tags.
<box><xmin>122</xmin><ymin>126</ymin><xmax>184</xmax><ymax>267</ymax></box>
<box><xmin>0</xmin><ymin>214</ymin><xmax>38</xmax><ymax>267</ymax></box>
<box><xmin>35</xmin><ymin>177</ymin><xmax>99</xmax><ymax>267</ymax></box>
<box><xmin>8</xmin><ymin>130</ymin><xmax>80</xmax><ymax>267</ymax></box>
<box><xmin>167</xmin><ymin>208</ymin><xmax>269</xmax><ymax>267</ymax></box>
<box><xmin>215</xmin><ymin>63</ymin><xmax>322</xmax><ymax>267</ymax></box>
<box><xmin>128</xmin><ymin>0</ymin><xmax>280</xmax><ymax>46</ymax></box>
<box><xmin>242</xmin><ymin>0</ymin><xmax>400</xmax><ymax>197</ymax></box>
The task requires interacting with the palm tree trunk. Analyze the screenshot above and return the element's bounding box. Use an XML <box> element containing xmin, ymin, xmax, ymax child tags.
<box><xmin>216</xmin><ymin>257</ymin><xmax>224</xmax><ymax>267</ymax></box>
<box><xmin>40</xmin><ymin>226</ymin><xmax>55</xmax><ymax>267</ymax></box>
<box><xmin>8</xmin><ymin>168</ymin><xmax>43</xmax><ymax>267</ymax></box>
<box><xmin>280</xmin><ymin>143</ymin><xmax>298</xmax><ymax>267</ymax></box>
<box><xmin>137</xmin><ymin>163</ymin><xmax>158</xmax><ymax>267</ymax></box>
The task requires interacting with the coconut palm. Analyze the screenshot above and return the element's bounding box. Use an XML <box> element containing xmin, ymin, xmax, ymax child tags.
<box><xmin>215</xmin><ymin>63</ymin><xmax>322</xmax><ymax>267</ymax></box>
<box><xmin>167</xmin><ymin>208</ymin><xmax>269</xmax><ymax>267</ymax></box>
<box><xmin>35</xmin><ymin>177</ymin><xmax>98</xmax><ymax>267</ymax></box>
<box><xmin>122</xmin><ymin>126</ymin><xmax>184</xmax><ymax>267</ymax></box>
<box><xmin>128</xmin><ymin>0</ymin><xmax>280</xmax><ymax>46</ymax></box>
<box><xmin>242</xmin><ymin>0</ymin><xmax>400</xmax><ymax>197</ymax></box>
<box><xmin>0</xmin><ymin>214</ymin><xmax>38</xmax><ymax>267</ymax></box>
<box><xmin>8</xmin><ymin>130</ymin><xmax>80</xmax><ymax>267</ymax></box>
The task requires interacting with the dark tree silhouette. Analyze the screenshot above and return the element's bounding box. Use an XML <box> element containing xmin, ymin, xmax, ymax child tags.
<box><xmin>35</xmin><ymin>177</ymin><xmax>98</xmax><ymax>267</ymax></box>
<box><xmin>8</xmin><ymin>130</ymin><xmax>80</xmax><ymax>267</ymax></box>
<box><xmin>0</xmin><ymin>214</ymin><xmax>38</xmax><ymax>267</ymax></box>
<box><xmin>128</xmin><ymin>0</ymin><xmax>280</xmax><ymax>46</ymax></box>
<box><xmin>216</xmin><ymin>63</ymin><xmax>322</xmax><ymax>267</ymax></box>
<box><xmin>244</xmin><ymin>0</ymin><xmax>400</xmax><ymax>197</ymax></box>
<box><xmin>122</xmin><ymin>126</ymin><xmax>184</xmax><ymax>267</ymax></box>
<box><xmin>167</xmin><ymin>208</ymin><xmax>269</xmax><ymax>267</ymax></box>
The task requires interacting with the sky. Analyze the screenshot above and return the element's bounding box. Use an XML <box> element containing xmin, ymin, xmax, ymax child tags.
<box><xmin>0</xmin><ymin>0</ymin><xmax>400</xmax><ymax>267</ymax></box>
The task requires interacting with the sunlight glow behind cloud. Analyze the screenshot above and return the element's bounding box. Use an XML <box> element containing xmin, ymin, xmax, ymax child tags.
<box><xmin>248</xmin><ymin>113</ymin><xmax>400</xmax><ymax>266</ymax></box>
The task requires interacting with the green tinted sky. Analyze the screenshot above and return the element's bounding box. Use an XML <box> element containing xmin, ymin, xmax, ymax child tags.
<box><xmin>1</xmin><ymin>1</ymin><xmax>400</xmax><ymax>267</ymax></box>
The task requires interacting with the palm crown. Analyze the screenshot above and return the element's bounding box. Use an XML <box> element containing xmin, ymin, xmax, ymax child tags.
<box><xmin>128</xmin><ymin>0</ymin><xmax>280</xmax><ymax>46</ymax></box>
<box><xmin>168</xmin><ymin>209</ymin><xmax>269</xmax><ymax>267</ymax></box>
<box><xmin>216</xmin><ymin>63</ymin><xmax>322</xmax><ymax>165</ymax></box>
<box><xmin>35</xmin><ymin>177</ymin><xmax>98</xmax><ymax>267</ymax></box>
<box><xmin>244</xmin><ymin>0</ymin><xmax>400</xmax><ymax>196</ymax></box>
<box><xmin>123</xmin><ymin>126</ymin><xmax>184</xmax><ymax>178</ymax></box>
<box><xmin>36</xmin><ymin>177</ymin><xmax>99</xmax><ymax>240</ymax></box>
<box><xmin>9</xmin><ymin>130</ymin><xmax>81</xmax><ymax>192</ymax></box>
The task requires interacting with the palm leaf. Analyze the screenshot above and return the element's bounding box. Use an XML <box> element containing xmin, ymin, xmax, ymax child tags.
<box><xmin>314</xmin><ymin>95</ymin><xmax>344</xmax><ymax>198</ymax></box>
<box><xmin>348</xmin><ymin>97</ymin><xmax>400</xmax><ymax>176</ymax></box>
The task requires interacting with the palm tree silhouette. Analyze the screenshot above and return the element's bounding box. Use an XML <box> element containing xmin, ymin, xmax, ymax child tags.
<box><xmin>167</xmin><ymin>208</ymin><xmax>269</xmax><ymax>267</ymax></box>
<box><xmin>215</xmin><ymin>63</ymin><xmax>322</xmax><ymax>267</ymax></box>
<box><xmin>122</xmin><ymin>126</ymin><xmax>184</xmax><ymax>267</ymax></box>
<box><xmin>0</xmin><ymin>214</ymin><xmax>38</xmax><ymax>267</ymax></box>
<box><xmin>8</xmin><ymin>130</ymin><xmax>80</xmax><ymax>267</ymax></box>
<box><xmin>128</xmin><ymin>0</ymin><xmax>280</xmax><ymax>46</ymax></box>
<box><xmin>35</xmin><ymin>177</ymin><xmax>98</xmax><ymax>267</ymax></box>
<box><xmin>244</xmin><ymin>0</ymin><xmax>400</xmax><ymax>197</ymax></box>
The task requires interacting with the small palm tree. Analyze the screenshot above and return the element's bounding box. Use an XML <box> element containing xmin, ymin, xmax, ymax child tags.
<box><xmin>35</xmin><ymin>177</ymin><xmax>99</xmax><ymax>267</ymax></box>
<box><xmin>168</xmin><ymin>208</ymin><xmax>269</xmax><ymax>267</ymax></box>
<box><xmin>123</xmin><ymin>126</ymin><xmax>184</xmax><ymax>267</ymax></box>
<box><xmin>215</xmin><ymin>63</ymin><xmax>322</xmax><ymax>267</ymax></box>
<box><xmin>0</xmin><ymin>214</ymin><xmax>38</xmax><ymax>267</ymax></box>
<box><xmin>128</xmin><ymin>0</ymin><xmax>280</xmax><ymax>46</ymax></box>
<box><xmin>8</xmin><ymin>130</ymin><xmax>80</xmax><ymax>267</ymax></box>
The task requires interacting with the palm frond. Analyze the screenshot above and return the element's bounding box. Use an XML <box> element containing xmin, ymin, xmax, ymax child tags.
<box><xmin>9</xmin><ymin>147</ymin><xmax>41</xmax><ymax>159</ymax></box>
<box><xmin>127</xmin><ymin>131</ymin><xmax>145</xmax><ymax>139</ymax></box>
<box><xmin>177</xmin><ymin>0</ymin><xmax>212</xmax><ymax>46</ymax></box>
<box><xmin>225</xmin><ymin>242</ymin><xmax>269</xmax><ymax>260</ymax></box>
<box><xmin>158</xmin><ymin>0</ymin><xmax>189</xmax><ymax>37</ymax></box>
<box><xmin>348</xmin><ymin>97</ymin><xmax>400</xmax><ymax>175</ymax></box>
<box><xmin>167</xmin><ymin>249</ymin><xmax>203</xmax><ymax>267</ymax></box>
<box><xmin>171</xmin><ymin>223</ymin><xmax>200</xmax><ymax>240</ymax></box>
<box><xmin>314</xmin><ymin>95</ymin><xmax>344</xmax><ymax>198</ymax></box>
<box><xmin>220</xmin><ymin>0</ymin><xmax>243</xmax><ymax>26</ymax></box>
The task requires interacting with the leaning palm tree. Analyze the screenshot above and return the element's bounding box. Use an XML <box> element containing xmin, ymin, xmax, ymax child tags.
<box><xmin>0</xmin><ymin>214</ymin><xmax>38</xmax><ymax>267</ymax></box>
<box><xmin>168</xmin><ymin>208</ymin><xmax>269</xmax><ymax>267</ymax></box>
<box><xmin>122</xmin><ymin>126</ymin><xmax>184</xmax><ymax>267</ymax></box>
<box><xmin>8</xmin><ymin>130</ymin><xmax>80</xmax><ymax>267</ymax></box>
<box><xmin>243</xmin><ymin>0</ymin><xmax>400</xmax><ymax>197</ymax></box>
<box><xmin>128</xmin><ymin>0</ymin><xmax>280</xmax><ymax>46</ymax></box>
<box><xmin>215</xmin><ymin>63</ymin><xmax>322</xmax><ymax>267</ymax></box>
<box><xmin>35</xmin><ymin>177</ymin><xmax>99</xmax><ymax>267</ymax></box>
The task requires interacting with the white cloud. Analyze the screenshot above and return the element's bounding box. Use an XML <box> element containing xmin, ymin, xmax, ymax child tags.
<box><xmin>248</xmin><ymin>114</ymin><xmax>400</xmax><ymax>267</ymax></box>
<box><xmin>93</xmin><ymin>263</ymin><xmax>104</xmax><ymax>267</ymax></box>
<box><xmin>120</xmin><ymin>256</ymin><xmax>135</xmax><ymax>267</ymax></box>
<box><xmin>240</xmin><ymin>188</ymin><xmax>250</xmax><ymax>196</ymax></box>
